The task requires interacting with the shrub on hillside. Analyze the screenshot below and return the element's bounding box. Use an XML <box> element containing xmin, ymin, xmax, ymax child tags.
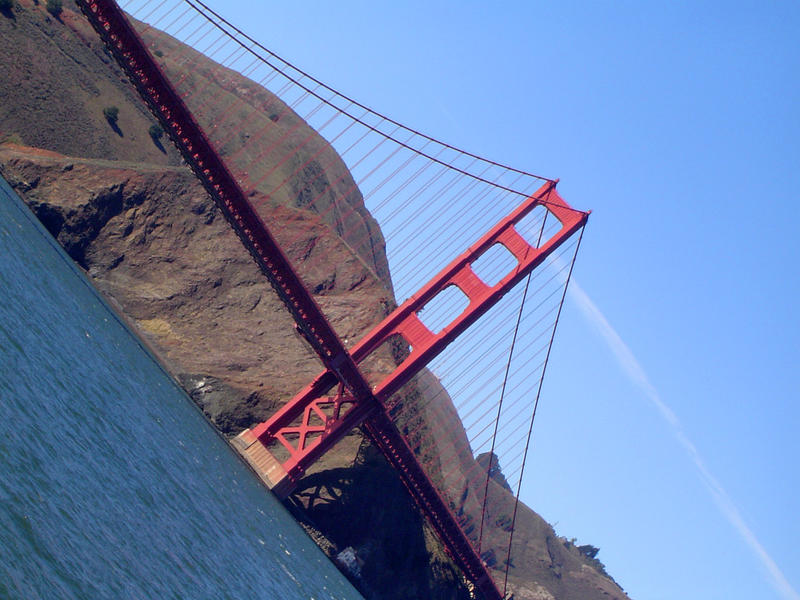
<box><xmin>46</xmin><ymin>0</ymin><xmax>62</xmax><ymax>17</ymax></box>
<box><xmin>577</xmin><ymin>544</ymin><xmax>600</xmax><ymax>560</ymax></box>
<box><xmin>103</xmin><ymin>106</ymin><xmax>119</xmax><ymax>124</ymax></box>
<box><xmin>1</xmin><ymin>133</ymin><xmax>24</xmax><ymax>145</ymax></box>
<box><xmin>148</xmin><ymin>123</ymin><xmax>164</xmax><ymax>141</ymax></box>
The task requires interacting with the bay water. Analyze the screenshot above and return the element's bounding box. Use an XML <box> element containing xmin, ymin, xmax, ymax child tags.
<box><xmin>0</xmin><ymin>175</ymin><xmax>363</xmax><ymax>600</ymax></box>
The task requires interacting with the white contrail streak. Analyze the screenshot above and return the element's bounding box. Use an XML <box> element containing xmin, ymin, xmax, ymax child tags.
<box><xmin>568</xmin><ymin>279</ymin><xmax>799</xmax><ymax>600</ymax></box>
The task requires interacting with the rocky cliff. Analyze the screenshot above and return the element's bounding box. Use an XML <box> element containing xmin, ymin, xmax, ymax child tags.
<box><xmin>0</xmin><ymin>2</ymin><xmax>629</xmax><ymax>599</ymax></box>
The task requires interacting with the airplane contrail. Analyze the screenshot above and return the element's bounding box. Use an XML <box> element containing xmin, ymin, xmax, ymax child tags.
<box><xmin>568</xmin><ymin>279</ymin><xmax>798</xmax><ymax>600</ymax></box>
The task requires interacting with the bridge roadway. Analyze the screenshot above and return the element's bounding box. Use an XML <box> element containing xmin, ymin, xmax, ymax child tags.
<box><xmin>77</xmin><ymin>2</ymin><xmax>587</xmax><ymax>598</ymax></box>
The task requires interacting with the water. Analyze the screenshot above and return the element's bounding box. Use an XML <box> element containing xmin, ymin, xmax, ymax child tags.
<box><xmin>0</xmin><ymin>175</ymin><xmax>363</xmax><ymax>600</ymax></box>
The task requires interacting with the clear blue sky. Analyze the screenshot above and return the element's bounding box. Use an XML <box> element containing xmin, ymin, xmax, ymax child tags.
<box><xmin>174</xmin><ymin>2</ymin><xmax>799</xmax><ymax>598</ymax></box>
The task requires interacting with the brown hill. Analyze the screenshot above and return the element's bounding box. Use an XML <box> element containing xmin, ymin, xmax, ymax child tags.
<box><xmin>0</xmin><ymin>3</ymin><xmax>629</xmax><ymax>599</ymax></box>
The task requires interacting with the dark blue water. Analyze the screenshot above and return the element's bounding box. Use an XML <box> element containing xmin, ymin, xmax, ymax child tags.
<box><xmin>0</xmin><ymin>175</ymin><xmax>362</xmax><ymax>600</ymax></box>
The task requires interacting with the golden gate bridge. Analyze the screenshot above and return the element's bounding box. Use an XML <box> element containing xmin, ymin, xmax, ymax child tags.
<box><xmin>77</xmin><ymin>1</ymin><xmax>589</xmax><ymax>598</ymax></box>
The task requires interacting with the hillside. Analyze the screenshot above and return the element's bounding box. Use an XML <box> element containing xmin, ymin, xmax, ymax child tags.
<box><xmin>0</xmin><ymin>2</ymin><xmax>629</xmax><ymax>599</ymax></box>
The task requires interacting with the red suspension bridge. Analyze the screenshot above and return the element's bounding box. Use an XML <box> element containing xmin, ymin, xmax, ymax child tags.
<box><xmin>77</xmin><ymin>1</ymin><xmax>589</xmax><ymax>598</ymax></box>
